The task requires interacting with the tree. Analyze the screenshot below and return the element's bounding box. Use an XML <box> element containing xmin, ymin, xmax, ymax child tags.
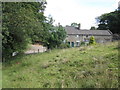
<box><xmin>2</xmin><ymin>1</ymin><xmax>66</xmax><ymax>60</ymax></box>
<box><xmin>2</xmin><ymin>2</ymin><xmax>47</xmax><ymax>60</ymax></box>
<box><xmin>71</xmin><ymin>22</ymin><xmax>78</xmax><ymax>27</ymax></box>
<box><xmin>96</xmin><ymin>9</ymin><xmax>120</xmax><ymax>34</ymax></box>
<box><xmin>71</xmin><ymin>22</ymin><xmax>81</xmax><ymax>29</ymax></box>
<box><xmin>47</xmin><ymin>24</ymin><xmax>66</xmax><ymax>49</ymax></box>
<box><xmin>90</xmin><ymin>26</ymin><xmax>96</xmax><ymax>30</ymax></box>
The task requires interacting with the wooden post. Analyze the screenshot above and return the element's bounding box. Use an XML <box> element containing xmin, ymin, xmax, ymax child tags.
<box><xmin>38</xmin><ymin>49</ymin><xmax>39</xmax><ymax>53</ymax></box>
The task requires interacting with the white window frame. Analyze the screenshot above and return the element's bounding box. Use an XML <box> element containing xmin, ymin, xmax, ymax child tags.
<box><xmin>76</xmin><ymin>35</ymin><xmax>79</xmax><ymax>37</ymax></box>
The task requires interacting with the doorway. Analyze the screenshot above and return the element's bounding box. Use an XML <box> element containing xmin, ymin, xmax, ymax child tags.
<box><xmin>71</xmin><ymin>42</ymin><xmax>74</xmax><ymax>47</ymax></box>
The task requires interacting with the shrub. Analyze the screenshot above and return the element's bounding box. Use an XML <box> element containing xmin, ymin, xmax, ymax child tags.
<box><xmin>59</xmin><ymin>43</ymin><xmax>70</xmax><ymax>49</ymax></box>
<box><xmin>80</xmin><ymin>41</ymin><xmax>85</xmax><ymax>46</ymax></box>
<box><xmin>89</xmin><ymin>36</ymin><xmax>96</xmax><ymax>45</ymax></box>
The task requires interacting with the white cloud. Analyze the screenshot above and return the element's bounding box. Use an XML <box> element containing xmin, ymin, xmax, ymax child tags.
<box><xmin>44</xmin><ymin>0</ymin><xmax>119</xmax><ymax>29</ymax></box>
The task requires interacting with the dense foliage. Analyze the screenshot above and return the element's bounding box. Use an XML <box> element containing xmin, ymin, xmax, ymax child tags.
<box><xmin>2</xmin><ymin>2</ymin><xmax>66</xmax><ymax>60</ymax></box>
<box><xmin>47</xmin><ymin>25</ymin><xmax>66</xmax><ymax>49</ymax></box>
<box><xmin>90</xmin><ymin>26</ymin><xmax>96</xmax><ymax>30</ymax></box>
<box><xmin>89</xmin><ymin>36</ymin><xmax>96</xmax><ymax>45</ymax></box>
<box><xmin>71</xmin><ymin>22</ymin><xmax>81</xmax><ymax>29</ymax></box>
<box><xmin>96</xmin><ymin>8</ymin><xmax>120</xmax><ymax>34</ymax></box>
<box><xmin>71</xmin><ymin>22</ymin><xmax>79</xmax><ymax>27</ymax></box>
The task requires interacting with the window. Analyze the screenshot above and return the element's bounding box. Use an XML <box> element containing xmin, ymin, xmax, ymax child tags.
<box><xmin>76</xmin><ymin>35</ymin><xmax>79</xmax><ymax>37</ymax></box>
<box><xmin>72</xmin><ymin>42</ymin><xmax>74</xmax><ymax>47</ymax></box>
<box><xmin>76</xmin><ymin>42</ymin><xmax>79</xmax><ymax>46</ymax></box>
<box><xmin>68</xmin><ymin>42</ymin><xmax>70</xmax><ymax>45</ymax></box>
<box><xmin>86</xmin><ymin>35</ymin><xmax>88</xmax><ymax>37</ymax></box>
<box><xmin>76</xmin><ymin>41</ymin><xmax>80</xmax><ymax>46</ymax></box>
<box><xmin>84</xmin><ymin>38</ymin><xmax>86</xmax><ymax>41</ymax></box>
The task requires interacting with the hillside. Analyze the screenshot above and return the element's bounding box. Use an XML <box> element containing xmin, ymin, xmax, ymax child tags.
<box><xmin>2</xmin><ymin>42</ymin><xmax>119</xmax><ymax>88</ymax></box>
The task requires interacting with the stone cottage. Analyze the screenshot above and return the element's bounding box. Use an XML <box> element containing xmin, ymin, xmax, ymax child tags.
<box><xmin>65</xmin><ymin>26</ymin><xmax>113</xmax><ymax>47</ymax></box>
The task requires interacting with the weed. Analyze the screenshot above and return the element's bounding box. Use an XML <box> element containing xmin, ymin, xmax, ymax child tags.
<box><xmin>2</xmin><ymin>41</ymin><xmax>119</xmax><ymax>88</ymax></box>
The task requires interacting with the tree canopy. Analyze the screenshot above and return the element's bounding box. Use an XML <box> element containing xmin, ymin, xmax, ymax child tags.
<box><xmin>96</xmin><ymin>8</ymin><xmax>120</xmax><ymax>34</ymax></box>
<box><xmin>90</xmin><ymin>26</ymin><xmax>96</xmax><ymax>30</ymax></box>
<box><xmin>2</xmin><ymin>2</ymin><xmax>46</xmax><ymax>59</ymax></box>
<box><xmin>71</xmin><ymin>22</ymin><xmax>79</xmax><ymax>27</ymax></box>
<box><xmin>71</xmin><ymin>22</ymin><xmax>81</xmax><ymax>28</ymax></box>
<box><xmin>2</xmin><ymin>2</ymin><xmax>66</xmax><ymax>60</ymax></box>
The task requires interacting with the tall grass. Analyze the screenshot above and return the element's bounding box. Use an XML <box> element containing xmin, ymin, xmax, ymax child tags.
<box><xmin>2</xmin><ymin>41</ymin><xmax>119</xmax><ymax>88</ymax></box>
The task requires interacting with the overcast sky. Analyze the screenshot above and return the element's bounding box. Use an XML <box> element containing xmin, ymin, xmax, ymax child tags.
<box><xmin>44</xmin><ymin>0</ymin><xmax>119</xmax><ymax>29</ymax></box>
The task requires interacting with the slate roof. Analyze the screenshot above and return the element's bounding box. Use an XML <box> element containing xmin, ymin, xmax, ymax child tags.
<box><xmin>65</xmin><ymin>26</ymin><xmax>112</xmax><ymax>36</ymax></box>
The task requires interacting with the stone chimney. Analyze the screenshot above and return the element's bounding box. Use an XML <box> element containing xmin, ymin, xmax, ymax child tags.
<box><xmin>118</xmin><ymin>1</ymin><xmax>120</xmax><ymax>8</ymax></box>
<box><xmin>78</xmin><ymin>23</ymin><xmax>81</xmax><ymax>30</ymax></box>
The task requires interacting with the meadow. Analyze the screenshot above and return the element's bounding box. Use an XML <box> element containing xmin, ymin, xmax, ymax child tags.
<box><xmin>2</xmin><ymin>41</ymin><xmax>119</xmax><ymax>88</ymax></box>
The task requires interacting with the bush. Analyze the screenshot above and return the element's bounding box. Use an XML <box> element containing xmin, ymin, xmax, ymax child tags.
<box><xmin>80</xmin><ymin>41</ymin><xmax>85</xmax><ymax>46</ymax></box>
<box><xmin>89</xmin><ymin>36</ymin><xmax>96</xmax><ymax>45</ymax></box>
<box><xmin>59</xmin><ymin>43</ymin><xmax>70</xmax><ymax>49</ymax></box>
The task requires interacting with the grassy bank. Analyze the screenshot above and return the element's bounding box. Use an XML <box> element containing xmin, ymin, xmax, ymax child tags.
<box><xmin>2</xmin><ymin>41</ymin><xmax>119</xmax><ymax>88</ymax></box>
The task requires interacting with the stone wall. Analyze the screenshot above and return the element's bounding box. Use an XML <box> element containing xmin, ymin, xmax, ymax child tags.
<box><xmin>66</xmin><ymin>34</ymin><xmax>112</xmax><ymax>47</ymax></box>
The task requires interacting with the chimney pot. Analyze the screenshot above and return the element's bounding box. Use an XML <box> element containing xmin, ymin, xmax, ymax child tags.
<box><xmin>78</xmin><ymin>23</ymin><xmax>81</xmax><ymax>30</ymax></box>
<box><xmin>118</xmin><ymin>1</ymin><xmax>120</xmax><ymax>7</ymax></box>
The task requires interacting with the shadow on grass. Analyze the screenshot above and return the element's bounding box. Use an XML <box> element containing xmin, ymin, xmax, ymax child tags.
<box><xmin>113</xmin><ymin>47</ymin><xmax>120</xmax><ymax>50</ymax></box>
<box><xmin>2</xmin><ymin>51</ymin><xmax>45</xmax><ymax>67</ymax></box>
<box><xmin>2</xmin><ymin>53</ymin><xmax>27</xmax><ymax>67</ymax></box>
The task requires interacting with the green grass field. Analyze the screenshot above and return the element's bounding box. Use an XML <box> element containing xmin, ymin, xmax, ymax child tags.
<box><xmin>2</xmin><ymin>41</ymin><xmax>119</xmax><ymax>88</ymax></box>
